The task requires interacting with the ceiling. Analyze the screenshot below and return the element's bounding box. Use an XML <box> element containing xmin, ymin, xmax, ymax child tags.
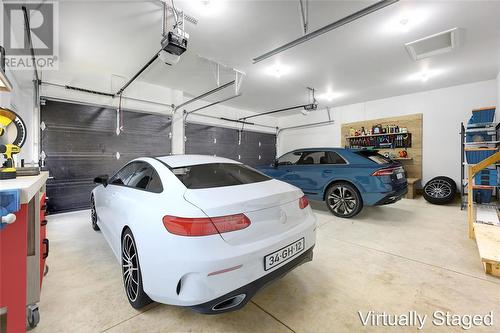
<box><xmin>42</xmin><ymin>0</ymin><xmax>500</xmax><ymax>116</ymax></box>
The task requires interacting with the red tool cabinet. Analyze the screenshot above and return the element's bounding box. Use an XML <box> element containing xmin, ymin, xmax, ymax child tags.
<box><xmin>39</xmin><ymin>193</ymin><xmax>48</xmax><ymax>286</ymax></box>
<box><xmin>0</xmin><ymin>204</ymin><xmax>28</xmax><ymax>333</ymax></box>
<box><xmin>0</xmin><ymin>172</ymin><xmax>49</xmax><ymax>332</ymax></box>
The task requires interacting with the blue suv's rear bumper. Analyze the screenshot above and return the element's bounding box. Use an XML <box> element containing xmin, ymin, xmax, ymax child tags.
<box><xmin>372</xmin><ymin>185</ymin><xmax>408</xmax><ymax>205</ymax></box>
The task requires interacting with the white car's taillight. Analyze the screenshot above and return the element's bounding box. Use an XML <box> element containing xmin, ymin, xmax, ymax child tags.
<box><xmin>299</xmin><ymin>195</ymin><xmax>309</xmax><ymax>209</ymax></box>
<box><xmin>162</xmin><ymin>214</ymin><xmax>251</xmax><ymax>236</ymax></box>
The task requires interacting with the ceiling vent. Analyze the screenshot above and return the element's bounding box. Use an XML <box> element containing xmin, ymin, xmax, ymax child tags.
<box><xmin>405</xmin><ymin>28</ymin><xmax>460</xmax><ymax>61</ymax></box>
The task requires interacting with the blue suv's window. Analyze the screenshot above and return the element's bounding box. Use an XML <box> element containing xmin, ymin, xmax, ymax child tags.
<box><xmin>355</xmin><ymin>150</ymin><xmax>391</xmax><ymax>164</ymax></box>
<box><xmin>277</xmin><ymin>152</ymin><xmax>302</xmax><ymax>166</ymax></box>
<box><xmin>294</xmin><ymin>151</ymin><xmax>347</xmax><ymax>165</ymax></box>
<box><xmin>327</xmin><ymin>152</ymin><xmax>347</xmax><ymax>164</ymax></box>
<box><xmin>278</xmin><ymin>151</ymin><xmax>347</xmax><ymax>165</ymax></box>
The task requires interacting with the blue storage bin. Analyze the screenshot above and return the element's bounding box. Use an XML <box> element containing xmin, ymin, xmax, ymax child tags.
<box><xmin>473</xmin><ymin>188</ymin><xmax>493</xmax><ymax>204</ymax></box>
<box><xmin>466</xmin><ymin>130</ymin><xmax>495</xmax><ymax>143</ymax></box>
<box><xmin>475</xmin><ymin>169</ymin><xmax>498</xmax><ymax>186</ymax></box>
<box><xmin>465</xmin><ymin>148</ymin><xmax>497</xmax><ymax>164</ymax></box>
<box><xmin>0</xmin><ymin>190</ymin><xmax>20</xmax><ymax>213</ymax></box>
<box><xmin>0</xmin><ymin>190</ymin><xmax>21</xmax><ymax>230</ymax></box>
<box><xmin>470</xmin><ymin>107</ymin><xmax>495</xmax><ymax>124</ymax></box>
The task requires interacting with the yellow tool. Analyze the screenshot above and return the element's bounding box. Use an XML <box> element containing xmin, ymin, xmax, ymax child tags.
<box><xmin>0</xmin><ymin>108</ymin><xmax>26</xmax><ymax>180</ymax></box>
<box><xmin>0</xmin><ymin>144</ymin><xmax>20</xmax><ymax>179</ymax></box>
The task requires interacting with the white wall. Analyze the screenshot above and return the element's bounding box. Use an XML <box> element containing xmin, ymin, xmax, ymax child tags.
<box><xmin>278</xmin><ymin>80</ymin><xmax>498</xmax><ymax>186</ymax></box>
<box><xmin>497</xmin><ymin>71</ymin><xmax>500</xmax><ymax>106</ymax></box>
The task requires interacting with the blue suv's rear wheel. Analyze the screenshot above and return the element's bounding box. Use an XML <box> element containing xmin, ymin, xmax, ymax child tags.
<box><xmin>326</xmin><ymin>182</ymin><xmax>363</xmax><ymax>218</ymax></box>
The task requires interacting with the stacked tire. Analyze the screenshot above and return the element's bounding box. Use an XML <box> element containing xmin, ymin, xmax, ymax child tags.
<box><xmin>423</xmin><ymin>176</ymin><xmax>456</xmax><ymax>205</ymax></box>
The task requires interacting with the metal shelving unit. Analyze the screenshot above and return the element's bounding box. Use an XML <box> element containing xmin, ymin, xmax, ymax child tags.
<box><xmin>460</xmin><ymin>122</ymin><xmax>500</xmax><ymax>210</ymax></box>
<box><xmin>460</xmin><ymin>123</ymin><xmax>467</xmax><ymax>209</ymax></box>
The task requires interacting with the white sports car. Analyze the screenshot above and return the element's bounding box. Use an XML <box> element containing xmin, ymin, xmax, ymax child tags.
<box><xmin>91</xmin><ymin>155</ymin><xmax>316</xmax><ymax>313</ymax></box>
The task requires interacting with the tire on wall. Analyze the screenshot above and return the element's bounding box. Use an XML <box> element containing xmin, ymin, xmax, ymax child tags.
<box><xmin>121</xmin><ymin>228</ymin><xmax>153</xmax><ymax>309</ymax></box>
<box><xmin>423</xmin><ymin>176</ymin><xmax>456</xmax><ymax>205</ymax></box>
<box><xmin>325</xmin><ymin>182</ymin><xmax>363</xmax><ymax>218</ymax></box>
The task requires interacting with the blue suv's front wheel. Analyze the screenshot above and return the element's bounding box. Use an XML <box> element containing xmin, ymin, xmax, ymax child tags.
<box><xmin>325</xmin><ymin>182</ymin><xmax>363</xmax><ymax>218</ymax></box>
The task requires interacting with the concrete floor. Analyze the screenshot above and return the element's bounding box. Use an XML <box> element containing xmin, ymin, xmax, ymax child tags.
<box><xmin>32</xmin><ymin>198</ymin><xmax>500</xmax><ymax>333</ymax></box>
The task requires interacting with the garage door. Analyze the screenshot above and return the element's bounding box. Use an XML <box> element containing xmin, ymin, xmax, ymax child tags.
<box><xmin>41</xmin><ymin>99</ymin><xmax>172</xmax><ymax>213</ymax></box>
<box><xmin>185</xmin><ymin>123</ymin><xmax>276</xmax><ymax>167</ymax></box>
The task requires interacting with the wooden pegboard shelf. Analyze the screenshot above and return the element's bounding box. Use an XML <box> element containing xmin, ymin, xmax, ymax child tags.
<box><xmin>341</xmin><ymin>113</ymin><xmax>422</xmax><ymax>180</ymax></box>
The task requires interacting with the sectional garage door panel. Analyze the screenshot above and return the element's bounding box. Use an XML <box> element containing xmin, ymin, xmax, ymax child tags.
<box><xmin>41</xmin><ymin>99</ymin><xmax>171</xmax><ymax>213</ymax></box>
<box><xmin>185</xmin><ymin>123</ymin><xmax>276</xmax><ymax>167</ymax></box>
<box><xmin>47</xmin><ymin>182</ymin><xmax>97</xmax><ymax>213</ymax></box>
<box><xmin>237</xmin><ymin>130</ymin><xmax>277</xmax><ymax>167</ymax></box>
<box><xmin>44</xmin><ymin>156</ymin><xmax>127</xmax><ymax>182</ymax></box>
<box><xmin>185</xmin><ymin>124</ymin><xmax>217</xmax><ymax>144</ymax></box>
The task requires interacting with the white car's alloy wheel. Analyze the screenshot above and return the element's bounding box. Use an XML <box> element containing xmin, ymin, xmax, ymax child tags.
<box><xmin>91</xmin><ymin>197</ymin><xmax>99</xmax><ymax>231</ymax></box>
<box><xmin>122</xmin><ymin>233</ymin><xmax>139</xmax><ymax>302</ymax></box>
<box><xmin>120</xmin><ymin>229</ymin><xmax>152</xmax><ymax>309</ymax></box>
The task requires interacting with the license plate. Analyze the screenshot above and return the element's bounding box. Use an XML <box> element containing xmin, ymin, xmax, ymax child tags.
<box><xmin>396</xmin><ymin>173</ymin><xmax>404</xmax><ymax>179</ymax></box>
<box><xmin>264</xmin><ymin>238</ymin><xmax>305</xmax><ymax>271</ymax></box>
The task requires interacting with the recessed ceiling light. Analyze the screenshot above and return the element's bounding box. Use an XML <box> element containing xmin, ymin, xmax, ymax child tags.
<box><xmin>318</xmin><ymin>90</ymin><xmax>342</xmax><ymax>102</ymax></box>
<box><xmin>399</xmin><ymin>18</ymin><xmax>410</xmax><ymax>33</ymax></box>
<box><xmin>382</xmin><ymin>8</ymin><xmax>430</xmax><ymax>34</ymax></box>
<box><xmin>265</xmin><ymin>63</ymin><xmax>290</xmax><ymax>78</ymax></box>
<box><xmin>194</xmin><ymin>0</ymin><xmax>225</xmax><ymax>16</ymax></box>
<box><xmin>408</xmin><ymin>69</ymin><xmax>444</xmax><ymax>83</ymax></box>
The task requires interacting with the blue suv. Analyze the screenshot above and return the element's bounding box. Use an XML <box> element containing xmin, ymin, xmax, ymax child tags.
<box><xmin>257</xmin><ymin>148</ymin><xmax>408</xmax><ymax>218</ymax></box>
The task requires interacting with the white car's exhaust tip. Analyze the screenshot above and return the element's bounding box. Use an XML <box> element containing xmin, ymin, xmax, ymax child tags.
<box><xmin>211</xmin><ymin>294</ymin><xmax>246</xmax><ymax>311</ymax></box>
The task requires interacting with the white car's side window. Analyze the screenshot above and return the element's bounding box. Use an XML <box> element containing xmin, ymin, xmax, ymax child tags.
<box><xmin>110</xmin><ymin>161</ymin><xmax>164</xmax><ymax>193</ymax></box>
<box><xmin>146</xmin><ymin>170</ymin><xmax>163</xmax><ymax>193</ymax></box>
<box><xmin>109</xmin><ymin>163</ymin><xmax>137</xmax><ymax>186</ymax></box>
<box><xmin>127</xmin><ymin>163</ymin><xmax>152</xmax><ymax>189</ymax></box>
